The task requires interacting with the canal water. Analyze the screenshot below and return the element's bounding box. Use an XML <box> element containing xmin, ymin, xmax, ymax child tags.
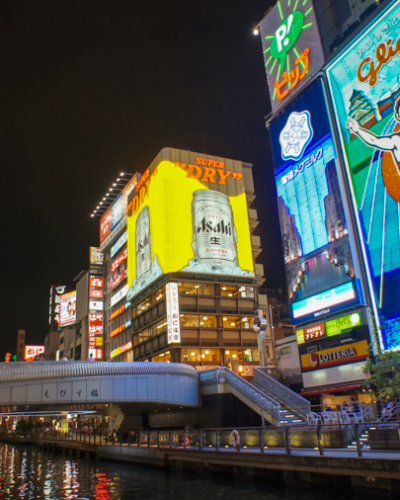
<box><xmin>0</xmin><ymin>443</ymin><xmax>355</xmax><ymax>499</ymax></box>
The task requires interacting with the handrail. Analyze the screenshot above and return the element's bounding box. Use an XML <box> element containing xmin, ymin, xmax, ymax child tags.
<box><xmin>10</xmin><ymin>420</ymin><xmax>400</xmax><ymax>459</ymax></box>
<box><xmin>0</xmin><ymin>361</ymin><xmax>198</xmax><ymax>384</ymax></box>
<box><xmin>200</xmin><ymin>368</ymin><xmax>281</xmax><ymax>424</ymax></box>
<box><xmin>254</xmin><ymin>367</ymin><xmax>310</xmax><ymax>419</ymax></box>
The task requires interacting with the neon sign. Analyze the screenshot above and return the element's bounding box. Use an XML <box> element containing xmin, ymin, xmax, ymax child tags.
<box><xmin>357</xmin><ymin>36</ymin><xmax>400</xmax><ymax>87</ymax></box>
<box><xmin>259</xmin><ymin>0</ymin><xmax>324</xmax><ymax>113</ymax></box>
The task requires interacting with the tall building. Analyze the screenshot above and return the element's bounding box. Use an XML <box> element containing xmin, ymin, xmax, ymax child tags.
<box><xmin>93</xmin><ymin>148</ymin><xmax>264</xmax><ymax>371</ymax></box>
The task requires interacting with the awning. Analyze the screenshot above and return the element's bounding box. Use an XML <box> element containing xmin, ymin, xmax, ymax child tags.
<box><xmin>300</xmin><ymin>383</ymin><xmax>362</xmax><ymax>397</ymax></box>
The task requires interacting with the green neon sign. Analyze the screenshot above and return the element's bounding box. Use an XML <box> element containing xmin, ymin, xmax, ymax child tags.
<box><xmin>270</xmin><ymin>11</ymin><xmax>304</xmax><ymax>71</ymax></box>
<box><xmin>326</xmin><ymin>312</ymin><xmax>362</xmax><ymax>337</ymax></box>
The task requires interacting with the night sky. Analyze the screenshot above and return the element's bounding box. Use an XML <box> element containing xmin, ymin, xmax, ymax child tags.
<box><xmin>0</xmin><ymin>0</ymin><xmax>285</xmax><ymax>357</ymax></box>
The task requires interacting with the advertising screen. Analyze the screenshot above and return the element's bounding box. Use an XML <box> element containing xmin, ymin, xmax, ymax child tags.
<box><xmin>90</xmin><ymin>247</ymin><xmax>104</xmax><ymax>265</ymax></box>
<box><xmin>24</xmin><ymin>345</ymin><xmax>45</xmax><ymax>362</ymax></box>
<box><xmin>100</xmin><ymin>175</ymin><xmax>138</xmax><ymax>246</ymax></box>
<box><xmin>296</xmin><ymin>311</ymin><xmax>363</xmax><ymax>344</ymax></box>
<box><xmin>326</xmin><ymin>1</ymin><xmax>400</xmax><ymax>350</ymax></box>
<box><xmin>259</xmin><ymin>0</ymin><xmax>324</xmax><ymax>114</ymax></box>
<box><xmin>59</xmin><ymin>291</ymin><xmax>76</xmax><ymax>326</ymax></box>
<box><xmin>100</xmin><ymin>207</ymin><xmax>111</xmax><ymax>244</ymax></box>
<box><xmin>301</xmin><ymin>340</ymin><xmax>369</xmax><ymax>371</ymax></box>
<box><xmin>111</xmin><ymin>231</ymin><xmax>127</xmax><ymax>258</ymax></box>
<box><xmin>269</xmin><ymin>79</ymin><xmax>359</xmax><ymax>324</ymax></box>
<box><xmin>49</xmin><ymin>285</ymin><xmax>66</xmax><ymax>325</ymax></box>
<box><xmin>126</xmin><ymin>148</ymin><xmax>254</xmax><ymax>302</ymax></box>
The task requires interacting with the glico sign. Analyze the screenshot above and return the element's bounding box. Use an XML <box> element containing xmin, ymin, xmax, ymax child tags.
<box><xmin>259</xmin><ymin>0</ymin><xmax>324</xmax><ymax>113</ymax></box>
<box><xmin>326</xmin><ymin>1</ymin><xmax>400</xmax><ymax>351</ymax></box>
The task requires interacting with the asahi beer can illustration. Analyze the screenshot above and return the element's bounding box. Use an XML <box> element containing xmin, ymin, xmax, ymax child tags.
<box><xmin>136</xmin><ymin>206</ymin><xmax>151</xmax><ymax>280</ymax></box>
<box><xmin>192</xmin><ymin>190</ymin><xmax>238</xmax><ymax>268</ymax></box>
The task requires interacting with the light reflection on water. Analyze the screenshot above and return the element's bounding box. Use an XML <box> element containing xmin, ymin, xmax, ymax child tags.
<box><xmin>0</xmin><ymin>443</ymin><xmax>351</xmax><ymax>499</ymax></box>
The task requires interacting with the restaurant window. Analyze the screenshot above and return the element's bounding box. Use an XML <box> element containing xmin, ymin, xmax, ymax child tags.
<box><xmin>225</xmin><ymin>348</ymin><xmax>258</xmax><ymax>363</ymax></box>
<box><xmin>152</xmin><ymin>351</ymin><xmax>171</xmax><ymax>363</ymax></box>
<box><xmin>197</xmin><ymin>283</ymin><xmax>215</xmax><ymax>295</ymax></box>
<box><xmin>199</xmin><ymin>315</ymin><xmax>217</xmax><ymax>327</ymax></box>
<box><xmin>135</xmin><ymin>298</ymin><xmax>151</xmax><ymax>315</ymax></box>
<box><xmin>238</xmin><ymin>286</ymin><xmax>255</xmax><ymax>298</ymax></box>
<box><xmin>156</xmin><ymin>319</ymin><xmax>167</xmax><ymax>335</ymax></box>
<box><xmin>138</xmin><ymin>328</ymin><xmax>152</xmax><ymax>343</ymax></box>
<box><xmin>182</xmin><ymin>349</ymin><xmax>201</xmax><ymax>362</ymax></box>
<box><xmin>155</xmin><ymin>288</ymin><xmax>165</xmax><ymax>302</ymax></box>
<box><xmin>220</xmin><ymin>285</ymin><xmax>238</xmax><ymax>297</ymax></box>
<box><xmin>180</xmin><ymin>314</ymin><xmax>199</xmax><ymax>327</ymax></box>
<box><xmin>240</xmin><ymin>316</ymin><xmax>254</xmax><ymax>329</ymax></box>
<box><xmin>179</xmin><ymin>282</ymin><xmax>198</xmax><ymax>295</ymax></box>
<box><xmin>222</xmin><ymin>316</ymin><xmax>241</xmax><ymax>328</ymax></box>
<box><xmin>201</xmin><ymin>349</ymin><xmax>220</xmax><ymax>362</ymax></box>
<box><xmin>242</xmin><ymin>348</ymin><xmax>259</xmax><ymax>362</ymax></box>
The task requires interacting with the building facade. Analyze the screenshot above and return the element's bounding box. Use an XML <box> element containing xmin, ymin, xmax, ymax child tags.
<box><xmin>95</xmin><ymin>148</ymin><xmax>264</xmax><ymax>371</ymax></box>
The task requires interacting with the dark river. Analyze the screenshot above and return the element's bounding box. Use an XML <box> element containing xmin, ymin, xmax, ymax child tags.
<box><xmin>0</xmin><ymin>443</ymin><xmax>358</xmax><ymax>499</ymax></box>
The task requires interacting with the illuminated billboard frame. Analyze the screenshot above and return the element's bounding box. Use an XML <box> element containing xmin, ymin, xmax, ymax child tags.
<box><xmin>296</xmin><ymin>311</ymin><xmax>363</xmax><ymax>344</ymax></box>
<box><xmin>100</xmin><ymin>175</ymin><xmax>138</xmax><ymax>246</ymax></box>
<box><xmin>292</xmin><ymin>282</ymin><xmax>359</xmax><ymax>325</ymax></box>
<box><xmin>259</xmin><ymin>0</ymin><xmax>324</xmax><ymax>113</ymax></box>
<box><xmin>90</xmin><ymin>247</ymin><xmax>104</xmax><ymax>265</ymax></box>
<box><xmin>269</xmin><ymin>79</ymin><xmax>360</xmax><ymax>324</ymax></box>
<box><xmin>326</xmin><ymin>1</ymin><xmax>400</xmax><ymax>351</ymax></box>
<box><xmin>59</xmin><ymin>291</ymin><xmax>77</xmax><ymax>326</ymax></box>
<box><xmin>25</xmin><ymin>345</ymin><xmax>45</xmax><ymax>362</ymax></box>
<box><xmin>301</xmin><ymin>340</ymin><xmax>369</xmax><ymax>371</ymax></box>
<box><xmin>126</xmin><ymin>148</ymin><xmax>254</xmax><ymax>303</ymax></box>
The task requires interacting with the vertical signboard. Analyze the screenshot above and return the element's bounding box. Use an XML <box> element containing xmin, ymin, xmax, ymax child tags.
<box><xmin>269</xmin><ymin>79</ymin><xmax>360</xmax><ymax>324</ymax></box>
<box><xmin>259</xmin><ymin>0</ymin><xmax>324</xmax><ymax>113</ymax></box>
<box><xmin>90</xmin><ymin>247</ymin><xmax>104</xmax><ymax>265</ymax></box>
<box><xmin>166</xmin><ymin>282</ymin><xmax>181</xmax><ymax>344</ymax></box>
<box><xmin>100</xmin><ymin>207</ymin><xmax>111</xmax><ymax>244</ymax></box>
<box><xmin>326</xmin><ymin>2</ymin><xmax>400</xmax><ymax>350</ymax></box>
<box><xmin>59</xmin><ymin>291</ymin><xmax>77</xmax><ymax>326</ymax></box>
<box><xmin>88</xmin><ymin>270</ymin><xmax>104</xmax><ymax>359</ymax></box>
<box><xmin>49</xmin><ymin>285</ymin><xmax>67</xmax><ymax>325</ymax></box>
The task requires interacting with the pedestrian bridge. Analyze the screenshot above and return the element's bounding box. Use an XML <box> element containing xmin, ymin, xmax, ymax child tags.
<box><xmin>0</xmin><ymin>362</ymin><xmax>199</xmax><ymax>408</ymax></box>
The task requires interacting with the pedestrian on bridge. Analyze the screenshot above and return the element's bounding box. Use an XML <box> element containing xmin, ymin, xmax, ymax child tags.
<box><xmin>230</xmin><ymin>430</ymin><xmax>240</xmax><ymax>452</ymax></box>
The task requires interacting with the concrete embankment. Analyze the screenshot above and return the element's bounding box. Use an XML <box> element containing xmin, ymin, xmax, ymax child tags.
<box><xmin>96</xmin><ymin>445</ymin><xmax>400</xmax><ymax>494</ymax></box>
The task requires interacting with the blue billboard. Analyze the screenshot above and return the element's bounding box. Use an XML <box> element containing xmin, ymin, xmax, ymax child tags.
<box><xmin>326</xmin><ymin>1</ymin><xmax>400</xmax><ymax>351</ymax></box>
<box><xmin>269</xmin><ymin>79</ymin><xmax>361</xmax><ymax>325</ymax></box>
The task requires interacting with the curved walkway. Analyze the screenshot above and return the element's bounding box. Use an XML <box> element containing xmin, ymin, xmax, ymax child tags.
<box><xmin>0</xmin><ymin>361</ymin><xmax>199</xmax><ymax>407</ymax></box>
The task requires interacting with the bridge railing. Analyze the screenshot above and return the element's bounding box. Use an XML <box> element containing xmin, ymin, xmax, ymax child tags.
<box><xmin>0</xmin><ymin>361</ymin><xmax>199</xmax><ymax>384</ymax></box>
<box><xmin>199</xmin><ymin>367</ymin><xmax>281</xmax><ymax>424</ymax></box>
<box><xmin>9</xmin><ymin>421</ymin><xmax>400</xmax><ymax>458</ymax></box>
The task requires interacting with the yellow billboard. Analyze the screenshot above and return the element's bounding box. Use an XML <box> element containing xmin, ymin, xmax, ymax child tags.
<box><xmin>127</xmin><ymin>148</ymin><xmax>254</xmax><ymax>301</ymax></box>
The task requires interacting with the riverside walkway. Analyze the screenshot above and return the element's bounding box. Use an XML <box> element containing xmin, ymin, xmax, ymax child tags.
<box><xmin>4</xmin><ymin>421</ymin><xmax>399</xmax><ymax>493</ymax></box>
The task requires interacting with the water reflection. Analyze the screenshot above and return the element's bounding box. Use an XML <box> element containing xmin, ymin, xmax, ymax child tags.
<box><xmin>0</xmin><ymin>443</ymin><xmax>356</xmax><ymax>499</ymax></box>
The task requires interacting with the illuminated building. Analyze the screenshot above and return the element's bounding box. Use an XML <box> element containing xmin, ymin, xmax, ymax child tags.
<box><xmin>258</xmin><ymin>0</ymin><xmax>399</xmax><ymax>404</ymax></box>
<box><xmin>93</xmin><ymin>148</ymin><xmax>265</xmax><ymax>370</ymax></box>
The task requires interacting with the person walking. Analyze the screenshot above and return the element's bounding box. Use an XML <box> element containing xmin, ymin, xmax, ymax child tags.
<box><xmin>87</xmin><ymin>353</ymin><xmax>95</xmax><ymax>362</ymax></box>
<box><xmin>62</xmin><ymin>354</ymin><xmax>69</xmax><ymax>361</ymax></box>
<box><xmin>230</xmin><ymin>429</ymin><xmax>240</xmax><ymax>452</ymax></box>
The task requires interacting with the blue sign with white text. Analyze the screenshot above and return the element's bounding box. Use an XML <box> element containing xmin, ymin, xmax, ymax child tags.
<box><xmin>269</xmin><ymin>79</ymin><xmax>361</xmax><ymax>325</ymax></box>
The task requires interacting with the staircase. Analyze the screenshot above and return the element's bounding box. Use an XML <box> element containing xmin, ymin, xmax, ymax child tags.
<box><xmin>200</xmin><ymin>367</ymin><xmax>309</xmax><ymax>426</ymax></box>
<box><xmin>253</xmin><ymin>368</ymin><xmax>310</xmax><ymax>425</ymax></box>
<box><xmin>347</xmin><ymin>429</ymin><xmax>370</xmax><ymax>451</ymax></box>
